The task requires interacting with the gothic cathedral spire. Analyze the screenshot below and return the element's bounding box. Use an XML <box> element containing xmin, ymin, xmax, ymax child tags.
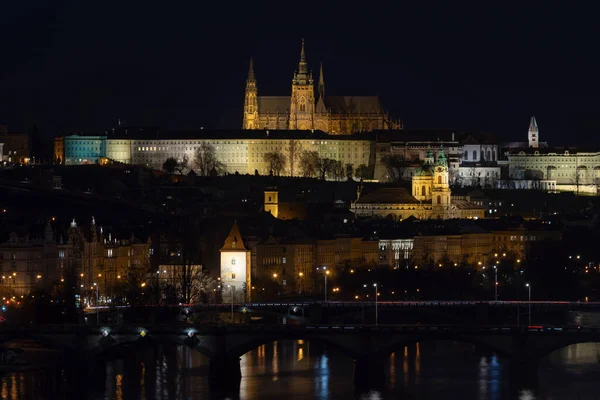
<box><xmin>290</xmin><ymin>39</ymin><xmax>315</xmax><ymax>130</ymax></box>
<box><xmin>243</xmin><ymin>58</ymin><xmax>259</xmax><ymax>129</ymax></box>
<box><xmin>318</xmin><ymin>61</ymin><xmax>325</xmax><ymax>99</ymax></box>
<box><xmin>528</xmin><ymin>116</ymin><xmax>539</xmax><ymax>148</ymax></box>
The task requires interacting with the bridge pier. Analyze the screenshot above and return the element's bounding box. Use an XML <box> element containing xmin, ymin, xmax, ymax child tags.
<box><xmin>353</xmin><ymin>355</ymin><xmax>386</xmax><ymax>390</ymax></box>
<box><xmin>209</xmin><ymin>356</ymin><xmax>241</xmax><ymax>389</ymax></box>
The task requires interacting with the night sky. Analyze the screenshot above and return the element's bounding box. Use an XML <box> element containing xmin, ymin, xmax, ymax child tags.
<box><xmin>1</xmin><ymin>2</ymin><xmax>599</xmax><ymax>145</ymax></box>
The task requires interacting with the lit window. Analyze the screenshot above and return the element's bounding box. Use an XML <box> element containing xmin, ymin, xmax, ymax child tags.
<box><xmin>282</xmin><ymin>257</ymin><xmax>287</xmax><ymax>264</ymax></box>
<box><xmin>59</xmin><ymin>250</ymin><xmax>65</xmax><ymax>259</ymax></box>
<box><xmin>108</xmin><ymin>249</ymin><xmax>113</xmax><ymax>257</ymax></box>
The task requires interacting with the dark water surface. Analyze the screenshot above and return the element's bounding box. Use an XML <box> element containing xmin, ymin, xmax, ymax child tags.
<box><xmin>1</xmin><ymin>339</ymin><xmax>600</xmax><ymax>399</ymax></box>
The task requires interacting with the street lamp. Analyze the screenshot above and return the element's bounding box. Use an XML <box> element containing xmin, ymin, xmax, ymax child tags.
<box><xmin>374</xmin><ymin>283</ymin><xmax>378</xmax><ymax>326</ymax></box>
<box><xmin>298</xmin><ymin>272</ymin><xmax>304</xmax><ymax>294</ymax></box>
<box><xmin>318</xmin><ymin>267</ymin><xmax>330</xmax><ymax>301</ymax></box>
<box><xmin>93</xmin><ymin>283</ymin><xmax>99</xmax><ymax>324</ymax></box>
<box><xmin>526</xmin><ymin>283</ymin><xmax>531</xmax><ymax>325</ymax></box>
<box><xmin>493</xmin><ymin>265</ymin><xmax>498</xmax><ymax>301</ymax></box>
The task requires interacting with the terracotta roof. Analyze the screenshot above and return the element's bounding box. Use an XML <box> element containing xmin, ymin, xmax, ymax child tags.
<box><xmin>257</xmin><ymin>96</ymin><xmax>290</xmax><ymax>114</ymax></box>
<box><xmin>356</xmin><ymin>187</ymin><xmax>419</xmax><ymax>204</ymax></box>
<box><xmin>325</xmin><ymin>96</ymin><xmax>383</xmax><ymax>114</ymax></box>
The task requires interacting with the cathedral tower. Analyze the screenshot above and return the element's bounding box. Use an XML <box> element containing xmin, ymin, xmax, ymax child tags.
<box><xmin>289</xmin><ymin>39</ymin><xmax>315</xmax><ymax>130</ymax></box>
<box><xmin>243</xmin><ymin>58</ymin><xmax>259</xmax><ymax>129</ymax></box>
<box><xmin>528</xmin><ymin>116</ymin><xmax>539</xmax><ymax>148</ymax></box>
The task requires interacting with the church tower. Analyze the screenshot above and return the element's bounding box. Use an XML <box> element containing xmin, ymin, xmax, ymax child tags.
<box><xmin>220</xmin><ymin>222</ymin><xmax>251</xmax><ymax>303</ymax></box>
<box><xmin>432</xmin><ymin>147</ymin><xmax>451</xmax><ymax>207</ymax></box>
<box><xmin>528</xmin><ymin>116</ymin><xmax>539</xmax><ymax>148</ymax></box>
<box><xmin>289</xmin><ymin>39</ymin><xmax>315</xmax><ymax>130</ymax></box>
<box><xmin>243</xmin><ymin>58</ymin><xmax>259</xmax><ymax>129</ymax></box>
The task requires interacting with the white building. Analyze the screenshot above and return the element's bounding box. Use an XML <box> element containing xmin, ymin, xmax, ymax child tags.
<box><xmin>219</xmin><ymin>222</ymin><xmax>251</xmax><ymax>303</ymax></box>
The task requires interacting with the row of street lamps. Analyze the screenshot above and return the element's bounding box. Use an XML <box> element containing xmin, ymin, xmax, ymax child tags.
<box><xmin>318</xmin><ymin>265</ymin><xmax>533</xmax><ymax>326</ymax></box>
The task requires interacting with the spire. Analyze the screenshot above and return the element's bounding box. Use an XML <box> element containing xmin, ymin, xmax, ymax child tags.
<box><xmin>529</xmin><ymin>116</ymin><xmax>538</xmax><ymax>130</ymax></box>
<box><xmin>528</xmin><ymin>116</ymin><xmax>539</xmax><ymax>148</ymax></box>
<box><xmin>293</xmin><ymin>39</ymin><xmax>312</xmax><ymax>85</ymax></box>
<box><xmin>247</xmin><ymin>58</ymin><xmax>255</xmax><ymax>82</ymax></box>
<box><xmin>318</xmin><ymin>61</ymin><xmax>325</xmax><ymax>99</ymax></box>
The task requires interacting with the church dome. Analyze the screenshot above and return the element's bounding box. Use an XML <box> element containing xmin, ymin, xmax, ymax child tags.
<box><xmin>414</xmin><ymin>164</ymin><xmax>434</xmax><ymax>176</ymax></box>
<box><xmin>415</xmin><ymin>149</ymin><xmax>435</xmax><ymax>176</ymax></box>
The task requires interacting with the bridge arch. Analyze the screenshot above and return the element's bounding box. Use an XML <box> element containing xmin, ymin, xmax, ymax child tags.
<box><xmin>222</xmin><ymin>333</ymin><xmax>363</xmax><ymax>360</ymax></box>
<box><xmin>374</xmin><ymin>333</ymin><xmax>515</xmax><ymax>360</ymax></box>
<box><xmin>533</xmin><ymin>338</ymin><xmax>600</xmax><ymax>361</ymax></box>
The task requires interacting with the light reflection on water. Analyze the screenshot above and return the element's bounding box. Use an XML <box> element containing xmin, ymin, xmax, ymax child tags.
<box><xmin>0</xmin><ymin>341</ymin><xmax>599</xmax><ymax>399</ymax></box>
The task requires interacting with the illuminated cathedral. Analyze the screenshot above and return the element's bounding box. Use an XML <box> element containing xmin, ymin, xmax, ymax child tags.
<box><xmin>242</xmin><ymin>40</ymin><xmax>401</xmax><ymax>134</ymax></box>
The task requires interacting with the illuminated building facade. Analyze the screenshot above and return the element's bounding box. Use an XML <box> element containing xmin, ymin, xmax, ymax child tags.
<box><xmin>219</xmin><ymin>222</ymin><xmax>251</xmax><ymax>302</ymax></box>
<box><xmin>352</xmin><ymin>148</ymin><xmax>485</xmax><ymax>220</ymax></box>
<box><xmin>243</xmin><ymin>40</ymin><xmax>401</xmax><ymax>134</ymax></box>
<box><xmin>0</xmin><ymin>218</ymin><xmax>150</xmax><ymax>301</ymax></box>
<box><xmin>0</xmin><ymin>126</ymin><xmax>30</xmax><ymax>164</ymax></box>
<box><xmin>56</xmin><ymin>130</ymin><xmax>374</xmax><ymax>178</ymax></box>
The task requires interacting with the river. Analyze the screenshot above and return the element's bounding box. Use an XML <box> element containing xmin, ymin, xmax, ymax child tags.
<box><xmin>1</xmin><ymin>339</ymin><xmax>600</xmax><ymax>399</ymax></box>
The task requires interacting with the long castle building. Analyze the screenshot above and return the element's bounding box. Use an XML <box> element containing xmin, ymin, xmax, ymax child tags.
<box><xmin>243</xmin><ymin>40</ymin><xmax>401</xmax><ymax>134</ymax></box>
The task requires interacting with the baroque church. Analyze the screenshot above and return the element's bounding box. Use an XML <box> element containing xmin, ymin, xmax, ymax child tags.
<box><xmin>351</xmin><ymin>147</ymin><xmax>485</xmax><ymax>220</ymax></box>
<box><xmin>242</xmin><ymin>40</ymin><xmax>401</xmax><ymax>134</ymax></box>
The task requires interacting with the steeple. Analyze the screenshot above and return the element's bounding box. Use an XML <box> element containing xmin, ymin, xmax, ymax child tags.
<box><xmin>318</xmin><ymin>61</ymin><xmax>325</xmax><ymax>99</ymax></box>
<box><xmin>293</xmin><ymin>39</ymin><xmax>312</xmax><ymax>86</ymax></box>
<box><xmin>247</xmin><ymin>57</ymin><xmax>255</xmax><ymax>82</ymax></box>
<box><xmin>528</xmin><ymin>116</ymin><xmax>539</xmax><ymax>148</ymax></box>
<box><xmin>435</xmin><ymin>146</ymin><xmax>448</xmax><ymax>167</ymax></box>
<box><xmin>243</xmin><ymin>57</ymin><xmax>259</xmax><ymax>129</ymax></box>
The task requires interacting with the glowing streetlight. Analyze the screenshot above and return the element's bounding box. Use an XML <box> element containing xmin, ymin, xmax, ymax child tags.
<box><xmin>374</xmin><ymin>283</ymin><xmax>378</xmax><ymax>326</ymax></box>
<box><xmin>525</xmin><ymin>283</ymin><xmax>532</xmax><ymax>325</ymax></box>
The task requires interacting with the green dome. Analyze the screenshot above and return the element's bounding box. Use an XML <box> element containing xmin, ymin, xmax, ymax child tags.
<box><xmin>414</xmin><ymin>164</ymin><xmax>434</xmax><ymax>176</ymax></box>
<box><xmin>415</xmin><ymin>149</ymin><xmax>435</xmax><ymax>176</ymax></box>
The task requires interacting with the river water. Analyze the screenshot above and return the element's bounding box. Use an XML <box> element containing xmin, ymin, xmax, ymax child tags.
<box><xmin>1</xmin><ymin>339</ymin><xmax>600</xmax><ymax>399</ymax></box>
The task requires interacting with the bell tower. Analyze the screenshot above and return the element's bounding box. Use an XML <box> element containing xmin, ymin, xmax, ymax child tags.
<box><xmin>289</xmin><ymin>39</ymin><xmax>315</xmax><ymax>130</ymax></box>
<box><xmin>432</xmin><ymin>147</ymin><xmax>451</xmax><ymax>207</ymax></box>
<box><xmin>243</xmin><ymin>58</ymin><xmax>259</xmax><ymax>129</ymax></box>
<box><xmin>528</xmin><ymin>116</ymin><xmax>539</xmax><ymax>148</ymax></box>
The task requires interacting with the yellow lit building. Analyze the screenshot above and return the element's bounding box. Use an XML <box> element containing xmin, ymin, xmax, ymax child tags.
<box><xmin>352</xmin><ymin>148</ymin><xmax>485</xmax><ymax>220</ymax></box>
<box><xmin>243</xmin><ymin>40</ymin><xmax>401</xmax><ymax>134</ymax></box>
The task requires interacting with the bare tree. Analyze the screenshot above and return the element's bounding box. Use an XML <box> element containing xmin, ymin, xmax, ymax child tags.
<box><xmin>299</xmin><ymin>150</ymin><xmax>320</xmax><ymax>177</ymax></box>
<box><xmin>162</xmin><ymin>265</ymin><xmax>215</xmax><ymax>304</ymax></box>
<box><xmin>355</xmin><ymin>164</ymin><xmax>373</xmax><ymax>180</ymax></box>
<box><xmin>175</xmin><ymin>155</ymin><xmax>188</xmax><ymax>175</ymax></box>
<box><xmin>162</xmin><ymin>157</ymin><xmax>177</xmax><ymax>174</ymax></box>
<box><xmin>381</xmin><ymin>154</ymin><xmax>407</xmax><ymax>182</ymax></box>
<box><xmin>264</xmin><ymin>152</ymin><xmax>286</xmax><ymax>176</ymax></box>
<box><xmin>572</xmin><ymin>168</ymin><xmax>583</xmax><ymax>195</ymax></box>
<box><xmin>317</xmin><ymin>158</ymin><xmax>336</xmax><ymax>180</ymax></box>
<box><xmin>193</xmin><ymin>143</ymin><xmax>225</xmax><ymax>176</ymax></box>
<box><xmin>592</xmin><ymin>176</ymin><xmax>600</xmax><ymax>195</ymax></box>
<box><xmin>330</xmin><ymin>160</ymin><xmax>345</xmax><ymax>181</ymax></box>
<box><xmin>287</xmin><ymin>139</ymin><xmax>302</xmax><ymax>177</ymax></box>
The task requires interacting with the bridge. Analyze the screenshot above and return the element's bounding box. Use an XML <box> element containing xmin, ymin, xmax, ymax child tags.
<box><xmin>89</xmin><ymin>300</ymin><xmax>600</xmax><ymax>326</ymax></box>
<box><xmin>1</xmin><ymin>323</ymin><xmax>600</xmax><ymax>389</ymax></box>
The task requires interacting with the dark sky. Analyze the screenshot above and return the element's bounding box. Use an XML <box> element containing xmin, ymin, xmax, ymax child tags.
<box><xmin>1</xmin><ymin>2</ymin><xmax>599</xmax><ymax>145</ymax></box>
